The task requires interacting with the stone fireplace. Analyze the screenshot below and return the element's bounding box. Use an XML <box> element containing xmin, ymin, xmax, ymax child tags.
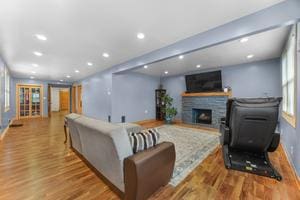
<box><xmin>182</xmin><ymin>92</ymin><xmax>231</xmax><ymax>129</ymax></box>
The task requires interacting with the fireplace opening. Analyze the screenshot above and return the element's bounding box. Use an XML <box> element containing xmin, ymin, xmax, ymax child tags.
<box><xmin>192</xmin><ymin>108</ymin><xmax>212</xmax><ymax>124</ymax></box>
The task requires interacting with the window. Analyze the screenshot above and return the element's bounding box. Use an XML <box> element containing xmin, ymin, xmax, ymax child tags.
<box><xmin>4</xmin><ymin>66</ymin><xmax>10</xmax><ymax>111</ymax></box>
<box><xmin>281</xmin><ymin>26</ymin><xmax>297</xmax><ymax>127</ymax></box>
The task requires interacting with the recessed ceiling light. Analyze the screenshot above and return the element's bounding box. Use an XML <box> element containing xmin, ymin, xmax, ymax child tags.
<box><xmin>196</xmin><ymin>64</ymin><xmax>201</xmax><ymax>68</ymax></box>
<box><xmin>31</xmin><ymin>71</ymin><xmax>36</xmax><ymax>74</ymax></box>
<box><xmin>30</xmin><ymin>76</ymin><xmax>34</xmax><ymax>79</ymax></box>
<box><xmin>240</xmin><ymin>37</ymin><xmax>249</xmax><ymax>43</ymax></box>
<box><xmin>35</xmin><ymin>34</ymin><xmax>47</xmax><ymax>41</ymax></box>
<box><xmin>178</xmin><ymin>55</ymin><xmax>184</xmax><ymax>59</ymax></box>
<box><xmin>247</xmin><ymin>54</ymin><xmax>254</xmax><ymax>59</ymax></box>
<box><xmin>137</xmin><ymin>33</ymin><xmax>145</xmax><ymax>39</ymax></box>
<box><xmin>164</xmin><ymin>71</ymin><xmax>168</xmax><ymax>74</ymax></box>
<box><xmin>87</xmin><ymin>62</ymin><xmax>93</xmax><ymax>66</ymax></box>
<box><xmin>66</xmin><ymin>75</ymin><xmax>71</xmax><ymax>78</ymax></box>
<box><xmin>102</xmin><ymin>52</ymin><xmax>109</xmax><ymax>58</ymax></box>
<box><xmin>32</xmin><ymin>63</ymin><xmax>39</xmax><ymax>67</ymax></box>
<box><xmin>144</xmin><ymin>65</ymin><xmax>148</xmax><ymax>69</ymax></box>
<box><xmin>33</xmin><ymin>51</ymin><xmax>43</xmax><ymax>56</ymax></box>
<box><xmin>75</xmin><ymin>70</ymin><xmax>80</xmax><ymax>73</ymax></box>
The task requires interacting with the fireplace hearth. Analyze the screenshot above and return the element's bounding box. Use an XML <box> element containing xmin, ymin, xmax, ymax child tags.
<box><xmin>192</xmin><ymin>108</ymin><xmax>212</xmax><ymax>124</ymax></box>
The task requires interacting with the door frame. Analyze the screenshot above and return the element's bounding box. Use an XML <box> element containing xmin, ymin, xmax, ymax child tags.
<box><xmin>48</xmin><ymin>85</ymin><xmax>72</xmax><ymax>115</ymax></box>
<box><xmin>48</xmin><ymin>85</ymin><xmax>51</xmax><ymax>117</ymax></box>
<box><xmin>72</xmin><ymin>86</ymin><xmax>76</xmax><ymax>113</ymax></box>
<box><xmin>47</xmin><ymin>83</ymin><xmax>73</xmax><ymax>117</ymax></box>
<box><xmin>76</xmin><ymin>85</ymin><xmax>82</xmax><ymax>114</ymax></box>
<box><xmin>16</xmin><ymin>84</ymin><xmax>44</xmax><ymax>120</ymax></box>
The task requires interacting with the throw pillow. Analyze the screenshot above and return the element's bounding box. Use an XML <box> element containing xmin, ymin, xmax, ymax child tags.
<box><xmin>128</xmin><ymin>128</ymin><xmax>160</xmax><ymax>153</ymax></box>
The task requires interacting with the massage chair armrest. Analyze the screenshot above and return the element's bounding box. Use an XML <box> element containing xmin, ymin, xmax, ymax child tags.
<box><xmin>268</xmin><ymin>133</ymin><xmax>280</xmax><ymax>152</ymax></box>
<box><xmin>220</xmin><ymin>123</ymin><xmax>230</xmax><ymax>145</ymax></box>
<box><xmin>124</xmin><ymin>142</ymin><xmax>175</xmax><ymax>200</ymax></box>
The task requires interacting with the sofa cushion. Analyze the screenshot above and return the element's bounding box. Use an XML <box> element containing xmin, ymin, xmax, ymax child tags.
<box><xmin>128</xmin><ymin>128</ymin><xmax>160</xmax><ymax>153</ymax></box>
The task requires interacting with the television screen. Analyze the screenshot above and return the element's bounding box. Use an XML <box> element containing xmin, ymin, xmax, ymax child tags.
<box><xmin>185</xmin><ymin>71</ymin><xmax>222</xmax><ymax>93</ymax></box>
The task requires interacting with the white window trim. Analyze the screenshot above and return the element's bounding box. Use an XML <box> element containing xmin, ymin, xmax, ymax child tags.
<box><xmin>4</xmin><ymin>66</ymin><xmax>10</xmax><ymax>112</ymax></box>
<box><xmin>281</xmin><ymin>26</ymin><xmax>297</xmax><ymax>128</ymax></box>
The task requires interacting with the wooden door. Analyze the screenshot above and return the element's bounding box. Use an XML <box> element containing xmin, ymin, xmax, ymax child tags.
<box><xmin>17</xmin><ymin>84</ymin><xmax>43</xmax><ymax>119</ymax></box>
<box><xmin>59</xmin><ymin>91</ymin><xmax>69</xmax><ymax>111</ymax></box>
<box><xmin>77</xmin><ymin>85</ymin><xmax>82</xmax><ymax>114</ymax></box>
<box><xmin>72</xmin><ymin>86</ymin><xmax>76</xmax><ymax>113</ymax></box>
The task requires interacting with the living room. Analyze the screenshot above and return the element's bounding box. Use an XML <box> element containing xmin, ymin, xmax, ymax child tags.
<box><xmin>0</xmin><ymin>0</ymin><xmax>299</xmax><ymax>199</ymax></box>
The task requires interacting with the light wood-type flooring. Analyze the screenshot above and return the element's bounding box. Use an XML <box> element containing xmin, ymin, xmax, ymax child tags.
<box><xmin>0</xmin><ymin>112</ymin><xmax>299</xmax><ymax>200</ymax></box>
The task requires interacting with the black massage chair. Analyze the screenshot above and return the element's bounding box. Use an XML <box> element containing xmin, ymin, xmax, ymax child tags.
<box><xmin>220</xmin><ymin>97</ymin><xmax>282</xmax><ymax>181</ymax></box>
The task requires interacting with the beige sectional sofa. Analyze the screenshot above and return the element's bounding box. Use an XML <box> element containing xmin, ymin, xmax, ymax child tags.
<box><xmin>65</xmin><ymin>113</ymin><xmax>175</xmax><ymax>200</ymax></box>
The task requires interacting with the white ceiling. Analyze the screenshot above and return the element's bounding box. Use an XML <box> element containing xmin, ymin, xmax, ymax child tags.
<box><xmin>0</xmin><ymin>0</ymin><xmax>284</xmax><ymax>81</ymax></box>
<box><xmin>135</xmin><ymin>26</ymin><xmax>290</xmax><ymax>77</ymax></box>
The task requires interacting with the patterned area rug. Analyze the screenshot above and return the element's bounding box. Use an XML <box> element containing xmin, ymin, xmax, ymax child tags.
<box><xmin>156</xmin><ymin>125</ymin><xmax>220</xmax><ymax>187</ymax></box>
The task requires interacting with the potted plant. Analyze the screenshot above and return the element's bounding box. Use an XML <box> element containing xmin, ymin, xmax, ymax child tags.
<box><xmin>161</xmin><ymin>94</ymin><xmax>178</xmax><ymax>124</ymax></box>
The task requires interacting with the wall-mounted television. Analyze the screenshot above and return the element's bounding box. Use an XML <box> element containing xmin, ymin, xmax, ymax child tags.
<box><xmin>185</xmin><ymin>70</ymin><xmax>222</xmax><ymax>93</ymax></box>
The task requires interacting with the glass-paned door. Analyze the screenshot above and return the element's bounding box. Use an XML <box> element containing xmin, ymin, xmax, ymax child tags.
<box><xmin>19</xmin><ymin>87</ymin><xmax>30</xmax><ymax>117</ymax></box>
<box><xmin>18</xmin><ymin>85</ymin><xmax>42</xmax><ymax>118</ymax></box>
<box><xmin>31</xmin><ymin>87</ymin><xmax>41</xmax><ymax>116</ymax></box>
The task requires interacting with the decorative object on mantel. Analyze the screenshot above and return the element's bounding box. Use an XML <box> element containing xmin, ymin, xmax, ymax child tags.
<box><xmin>161</xmin><ymin>93</ymin><xmax>178</xmax><ymax>124</ymax></box>
<box><xmin>223</xmin><ymin>86</ymin><xmax>231</xmax><ymax>93</ymax></box>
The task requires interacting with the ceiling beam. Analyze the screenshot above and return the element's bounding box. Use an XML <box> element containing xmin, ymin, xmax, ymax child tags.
<box><xmin>112</xmin><ymin>0</ymin><xmax>300</xmax><ymax>74</ymax></box>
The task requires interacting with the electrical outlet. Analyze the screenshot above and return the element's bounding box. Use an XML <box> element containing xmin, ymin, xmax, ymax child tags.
<box><xmin>144</xmin><ymin>110</ymin><xmax>148</xmax><ymax>114</ymax></box>
<box><xmin>291</xmin><ymin>146</ymin><xmax>294</xmax><ymax>155</ymax></box>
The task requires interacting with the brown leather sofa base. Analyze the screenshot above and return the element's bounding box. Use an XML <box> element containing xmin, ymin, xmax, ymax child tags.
<box><xmin>71</xmin><ymin>138</ymin><xmax>175</xmax><ymax>200</ymax></box>
<box><xmin>71</xmin><ymin>147</ymin><xmax>125</xmax><ymax>198</ymax></box>
<box><xmin>124</xmin><ymin>142</ymin><xmax>176</xmax><ymax>200</ymax></box>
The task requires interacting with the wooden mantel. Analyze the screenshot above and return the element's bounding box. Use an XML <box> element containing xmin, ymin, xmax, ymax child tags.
<box><xmin>181</xmin><ymin>91</ymin><xmax>232</xmax><ymax>97</ymax></box>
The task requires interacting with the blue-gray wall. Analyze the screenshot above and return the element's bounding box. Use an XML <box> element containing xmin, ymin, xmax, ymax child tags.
<box><xmin>112</xmin><ymin>72</ymin><xmax>159</xmax><ymax>122</ymax></box>
<box><xmin>280</xmin><ymin>23</ymin><xmax>300</xmax><ymax>177</ymax></box>
<box><xmin>79</xmin><ymin>69</ymin><xmax>160</xmax><ymax>123</ymax></box>
<box><xmin>162</xmin><ymin>58</ymin><xmax>282</xmax><ymax>119</ymax></box>
<box><xmin>222</xmin><ymin>59</ymin><xmax>282</xmax><ymax>98</ymax></box>
<box><xmin>80</xmin><ymin>69</ymin><xmax>113</xmax><ymax>121</ymax></box>
<box><xmin>0</xmin><ymin>57</ymin><xmax>14</xmax><ymax>134</ymax></box>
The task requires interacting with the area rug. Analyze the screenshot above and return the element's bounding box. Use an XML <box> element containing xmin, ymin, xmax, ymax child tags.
<box><xmin>156</xmin><ymin>125</ymin><xmax>220</xmax><ymax>187</ymax></box>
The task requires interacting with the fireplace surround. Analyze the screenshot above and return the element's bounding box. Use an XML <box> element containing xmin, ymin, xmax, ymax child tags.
<box><xmin>182</xmin><ymin>92</ymin><xmax>231</xmax><ymax>128</ymax></box>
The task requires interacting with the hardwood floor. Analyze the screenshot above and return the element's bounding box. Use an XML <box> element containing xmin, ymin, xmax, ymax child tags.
<box><xmin>0</xmin><ymin>114</ymin><xmax>299</xmax><ymax>200</ymax></box>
